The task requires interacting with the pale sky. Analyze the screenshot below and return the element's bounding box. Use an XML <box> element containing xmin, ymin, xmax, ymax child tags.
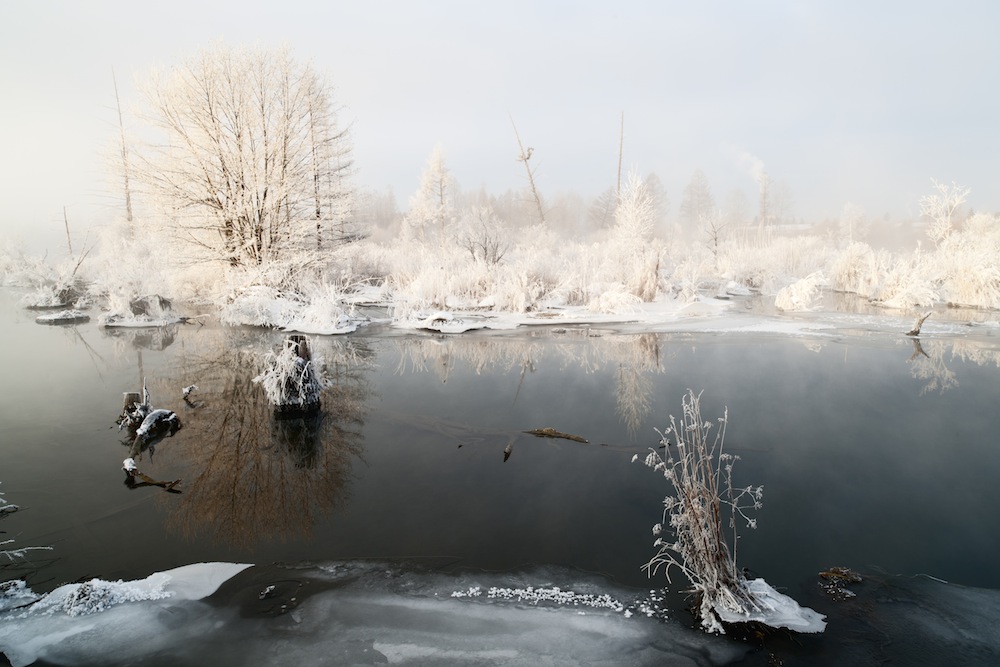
<box><xmin>2</xmin><ymin>0</ymin><xmax>999</xmax><ymax>253</ymax></box>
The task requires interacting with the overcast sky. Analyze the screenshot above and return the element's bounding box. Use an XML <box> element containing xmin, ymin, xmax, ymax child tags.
<box><xmin>2</xmin><ymin>0</ymin><xmax>998</xmax><ymax>253</ymax></box>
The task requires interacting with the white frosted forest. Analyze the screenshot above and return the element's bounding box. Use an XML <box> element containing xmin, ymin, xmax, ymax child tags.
<box><xmin>2</xmin><ymin>44</ymin><xmax>998</xmax><ymax>332</ymax></box>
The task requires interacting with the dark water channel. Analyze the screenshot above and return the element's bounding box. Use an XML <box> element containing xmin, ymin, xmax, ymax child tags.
<box><xmin>3</xmin><ymin>290</ymin><xmax>1000</xmax><ymax>663</ymax></box>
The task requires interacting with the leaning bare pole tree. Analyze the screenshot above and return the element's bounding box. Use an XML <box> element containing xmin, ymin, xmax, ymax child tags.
<box><xmin>509</xmin><ymin>114</ymin><xmax>545</xmax><ymax>225</ymax></box>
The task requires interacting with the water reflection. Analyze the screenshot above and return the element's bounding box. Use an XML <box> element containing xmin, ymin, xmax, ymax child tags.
<box><xmin>390</xmin><ymin>330</ymin><xmax>667</xmax><ymax>437</ymax></box>
<box><xmin>156</xmin><ymin>331</ymin><xmax>373</xmax><ymax>547</ymax></box>
<box><xmin>101</xmin><ymin>323</ymin><xmax>179</xmax><ymax>352</ymax></box>
<box><xmin>908</xmin><ymin>338</ymin><xmax>959</xmax><ymax>394</ymax></box>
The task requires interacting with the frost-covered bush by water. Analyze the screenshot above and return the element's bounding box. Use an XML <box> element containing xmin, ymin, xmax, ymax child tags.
<box><xmin>635</xmin><ymin>390</ymin><xmax>825</xmax><ymax>634</ymax></box>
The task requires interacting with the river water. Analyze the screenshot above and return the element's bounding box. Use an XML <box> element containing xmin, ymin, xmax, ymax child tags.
<box><xmin>3</xmin><ymin>289</ymin><xmax>1000</xmax><ymax>664</ymax></box>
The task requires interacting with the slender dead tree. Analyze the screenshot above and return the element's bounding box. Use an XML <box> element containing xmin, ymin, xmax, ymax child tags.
<box><xmin>617</xmin><ymin>111</ymin><xmax>624</xmax><ymax>200</ymax></box>
<box><xmin>509</xmin><ymin>114</ymin><xmax>545</xmax><ymax>225</ymax></box>
<box><xmin>112</xmin><ymin>68</ymin><xmax>134</xmax><ymax>226</ymax></box>
<box><xmin>63</xmin><ymin>206</ymin><xmax>74</xmax><ymax>258</ymax></box>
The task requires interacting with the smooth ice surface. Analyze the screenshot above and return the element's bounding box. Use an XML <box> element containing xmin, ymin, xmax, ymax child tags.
<box><xmin>0</xmin><ymin>561</ymin><xmax>747</xmax><ymax>667</ymax></box>
<box><xmin>5</xmin><ymin>561</ymin><xmax>1000</xmax><ymax>666</ymax></box>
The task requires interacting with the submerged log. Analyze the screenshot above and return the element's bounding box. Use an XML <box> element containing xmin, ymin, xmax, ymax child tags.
<box><xmin>524</xmin><ymin>427</ymin><xmax>589</xmax><ymax>443</ymax></box>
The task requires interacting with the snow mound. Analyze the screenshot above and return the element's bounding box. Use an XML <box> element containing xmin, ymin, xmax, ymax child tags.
<box><xmin>0</xmin><ymin>562</ymin><xmax>251</xmax><ymax>667</ymax></box>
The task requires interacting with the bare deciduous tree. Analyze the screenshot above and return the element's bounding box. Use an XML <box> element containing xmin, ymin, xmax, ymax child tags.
<box><xmin>135</xmin><ymin>44</ymin><xmax>353</xmax><ymax>267</ymax></box>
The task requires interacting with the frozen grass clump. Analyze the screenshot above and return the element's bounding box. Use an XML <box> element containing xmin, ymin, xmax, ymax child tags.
<box><xmin>635</xmin><ymin>390</ymin><xmax>824</xmax><ymax>634</ymax></box>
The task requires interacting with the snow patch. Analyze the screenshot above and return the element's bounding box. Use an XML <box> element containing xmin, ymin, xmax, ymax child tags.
<box><xmin>713</xmin><ymin>578</ymin><xmax>826</xmax><ymax>633</ymax></box>
<box><xmin>0</xmin><ymin>563</ymin><xmax>251</xmax><ymax>667</ymax></box>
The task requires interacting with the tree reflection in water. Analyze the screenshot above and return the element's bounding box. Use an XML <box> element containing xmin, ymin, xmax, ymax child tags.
<box><xmin>390</xmin><ymin>329</ymin><xmax>666</xmax><ymax>438</ymax></box>
<box><xmin>162</xmin><ymin>330</ymin><xmax>372</xmax><ymax>547</ymax></box>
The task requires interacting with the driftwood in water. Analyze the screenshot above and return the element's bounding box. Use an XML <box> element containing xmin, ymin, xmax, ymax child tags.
<box><xmin>117</xmin><ymin>383</ymin><xmax>181</xmax><ymax>458</ymax></box>
<box><xmin>906</xmin><ymin>311</ymin><xmax>932</xmax><ymax>336</ymax></box>
<box><xmin>122</xmin><ymin>457</ymin><xmax>181</xmax><ymax>492</ymax></box>
<box><xmin>524</xmin><ymin>427</ymin><xmax>589</xmax><ymax>443</ymax></box>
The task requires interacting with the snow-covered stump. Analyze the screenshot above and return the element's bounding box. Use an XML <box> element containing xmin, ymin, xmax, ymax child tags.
<box><xmin>121</xmin><ymin>392</ymin><xmax>141</xmax><ymax>416</ymax></box>
<box><xmin>254</xmin><ymin>335</ymin><xmax>323</xmax><ymax>418</ymax></box>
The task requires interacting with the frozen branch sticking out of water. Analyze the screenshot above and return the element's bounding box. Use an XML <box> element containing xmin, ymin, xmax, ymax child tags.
<box><xmin>633</xmin><ymin>390</ymin><xmax>825</xmax><ymax>634</ymax></box>
<box><xmin>906</xmin><ymin>311</ymin><xmax>932</xmax><ymax>337</ymax></box>
<box><xmin>1</xmin><ymin>483</ymin><xmax>53</xmax><ymax>568</ymax></box>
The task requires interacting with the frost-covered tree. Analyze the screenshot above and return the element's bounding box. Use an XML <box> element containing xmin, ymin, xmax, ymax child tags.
<box><xmin>609</xmin><ymin>172</ymin><xmax>661</xmax><ymax>302</ymax></box>
<box><xmin>355</xmin><ymin>186</ymin><xmax>400</xmax><ymax>239</ymax></box>
<box><xmin>755</xmin><ymin>170</ymin><xmax>772</xmax><ymax>232</ymax></box>
<box><xmin>136</xmin><ymin>44</ymin><xmax>353</xmax><ymax>267</ymax></box>
<box><xmin>838</xmin><ymin>202</ymin><xmax>869</xmax><ymax>244</ymax></box>
<box><xmin>701</xmin><ymin>208</ymin><xmax>727</xmax><ymax>261</ymax></box>
<box><xmin>679</xmin><ymin>169</ymin><xmax>715</xmax><ymax>231</ymax></box>
<box><xmin>587</xmin><ymin>187</ymin><xmax>617</xmax><ymax>230</ymax></box>
<box><xmin>457</xmin><ymin>205</ymin><xmax>510</xmax><ymax>264</ymax></box>
<box><xmin>402</xmin><ymin>145</ymin><xmax>456</xmax><ymax>244</ymax></box>
<box><xmin>723</xmin><ymin>189</ymin><xmax>750</xmax><ymax>228</ymax></box>
<box><xmin>920</xmin><ymin>179</ymin><xmax>970</xmax><ymax>246</ymax></box>
<box><xmin>644</xmin><ymin>173</ymin><xmax>670</xmax><ymax>237</ymax></box>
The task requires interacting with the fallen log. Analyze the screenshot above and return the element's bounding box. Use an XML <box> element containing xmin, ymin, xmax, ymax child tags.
<box><xmin>524</xmin><ymin>427</ymin><xmax>589</xmax><ymax>443</ymax></box>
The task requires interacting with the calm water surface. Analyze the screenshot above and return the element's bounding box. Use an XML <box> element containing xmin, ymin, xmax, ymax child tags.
<box><xmin>2</xmin><ymin>289</ymin><xmax>1000</xmax><ymax>606</ymax></box>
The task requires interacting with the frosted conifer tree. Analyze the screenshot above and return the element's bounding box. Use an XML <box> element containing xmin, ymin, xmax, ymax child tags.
<box><xmin>679</xmin><ymin>169</ymin><xmax>715</xmax><ymax>233</ymax></box>
<box><xmin>402</xmin><ymin>145</ymin><xmax>456</xmax><ymax>245</ymax></box>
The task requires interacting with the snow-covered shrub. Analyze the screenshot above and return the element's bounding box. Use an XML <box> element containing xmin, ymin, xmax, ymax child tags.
<box><xmin>775</xmin><ymin>271</ymin><xmax>826</xmax><ymax>311</ymax></box>
<box><xmin>930</xmin><ymin>213</ymin><xmax>1000</xmax><ymax>308</ymax></box>
<box><xmin>457</xmin><ymin>205</ymin><xmax>511</xmax><ymax>265</ymax></box>
<box><xmin>828</xmin><ymin>242</ymin><xmax>885</xmax><ymax>297</ymax></box>
<box><xmin>716</xmin><ymin>233</ymin><xmax>828</xmax><ymax>295</ymax></box>
<box><xmin>634</xmin><ymin>390</ymin><xmax>824</xmax><ymax>634</ymax></box>
<box><xmin>875</xmin><ymin>248</ymin><xmax>939</xmax><ymax>309</ymax></box>
<box><xmin>220</xmin><ymin>285</ymin><xmax>304</xmax><ymax>327</ymax></box>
